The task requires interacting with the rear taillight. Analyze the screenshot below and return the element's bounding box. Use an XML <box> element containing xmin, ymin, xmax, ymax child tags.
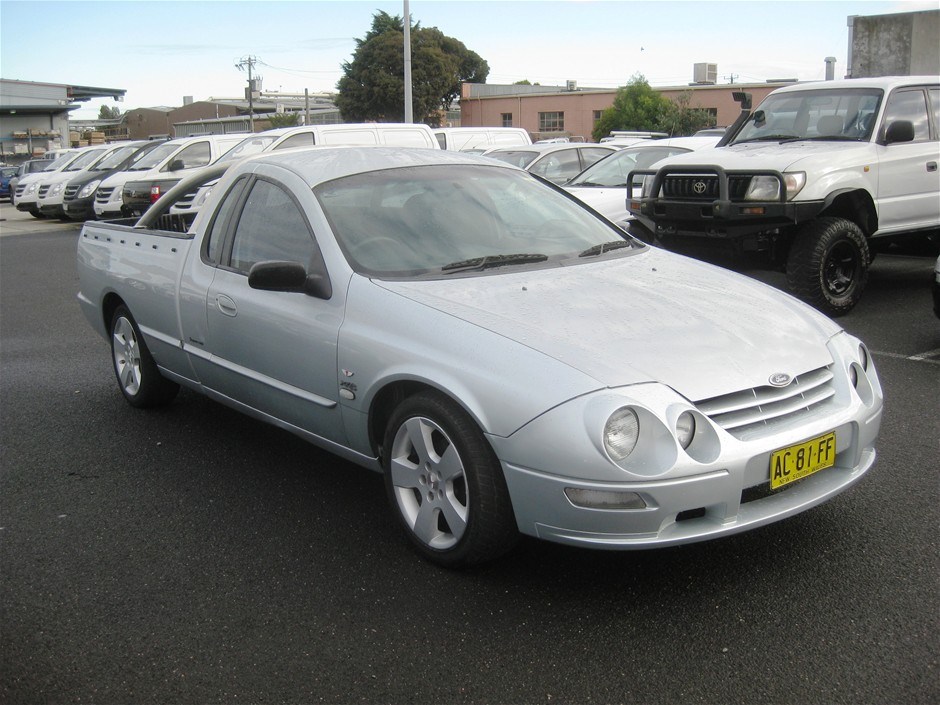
<box><xmin>150</xmin><ymin>185</ymin><xmax>161</xmax><ymax>204</ymax></box>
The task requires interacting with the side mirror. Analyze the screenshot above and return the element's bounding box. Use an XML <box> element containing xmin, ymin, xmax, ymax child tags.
<box><xmin>248</xmin><ymin>260</ymin><xmax>332</xmax><ymax>299</ymax></box>
<box><xmin>167</xmin><ymin>159</ymin><xmax>185</xmax><ymax>171</ymax></box>
<box><xmin>884</xmin><ymin>120</ymin><xmax>914</xmax><ymax>144</ymax></box>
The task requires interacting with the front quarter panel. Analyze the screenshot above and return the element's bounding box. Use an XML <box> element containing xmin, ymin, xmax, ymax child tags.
<box><xmin>338</xmin><ymin>276</ymin><xmax>603</xmax><ymax>447</ymax></box>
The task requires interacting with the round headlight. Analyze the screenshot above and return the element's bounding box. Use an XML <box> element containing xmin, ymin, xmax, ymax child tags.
<box><xmin>604</xmin><ymin>407</ymin><xmax>639</xmax><ymax>461</ymax></box>
<box><xmin>676</xmin><ymin>411</ymin><xmax>696</xmax><ymax>449</ymax></box>
<box><xmin>51</xmin><ymin>183</ymin><xmax>64</xmax><ymax>196</ymax></box>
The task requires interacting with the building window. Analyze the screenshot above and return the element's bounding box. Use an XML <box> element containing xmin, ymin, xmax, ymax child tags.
<box><xmin>539</xmin><ymin>111</ymin><xmax>564</xmax><ymax>132</ymax></box>
<box><xmin>501</xmin><ymin>113</ymin><xmax>513</xmax><ymax>127</ymax></box>
<box><xmin>593</xmin><ymin>110</ymin><xmax>603</xmax><ymax>124</ymax></box>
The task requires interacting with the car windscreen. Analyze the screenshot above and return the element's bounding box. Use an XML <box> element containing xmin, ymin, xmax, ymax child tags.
<box><xmin>731</xmin><ymin>87</ymin><xmax>884</xmax><ymax>144</ymax></box>
<box><xmin>93</xmin><ymin>145</ymin><xmax>144</xmax><ymax>171</ymax></box>
<box><xmin>316</xmin><ymin>164</ymin><xmax>641</xmax><ymax>278</ymax></box>
<box><xmin>485</xmin><ymin>150</ymin><xmax>538</xmax><ymax>168</ymax></box>
<box><xmin>42</xmin><ymin>154</ymin><xmax>76</xmax><ymax>171</ymax></box>
<box><xmin>126</xmin><ymin>142</ymin><xmax>181</xmax><ymax>171</ymax></box>
<box><xmin>217</xmin><ymin>135</ymin><xmax>279</xmax><ymax>164</ymax></box>
<box><xmin>1</xmin><ymin>167</ymin><xmax>16</xmax><ymax>177</ymax></box>
<box><xmin>567</xmin><ymin>147</ymin><xmax>691</xmax><ymax>187</ymax></box>
<box><xmin>64</xmin><ymin>149</ymin><xmax>108</xmax><ymax>171</ymax></box>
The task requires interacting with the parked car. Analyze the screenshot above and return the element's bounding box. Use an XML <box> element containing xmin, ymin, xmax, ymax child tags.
<box><xmin>599</xmin><ymin>130</ymin><xmax>669</xmax><ymax>147</ymax></box>
<box><xmin>483</xmin><ymin>143</ymin><xmax>618</xmax><ymax>184</ymax></box>
<box><xmin>168</xmin><ymin>122</ymin><xmax>440</xmax><ymax>221</ymax></box>
<box><xmin>14</xmin><ymin>148</ymin><xmax>88</xmax><ymax>217</ymax></box>
<box><xmin>77</xmin><ymin>147</ymin><xmax>882</xmax><ymax>567</ymax></box>
<box><xmin>61</xmin><ymin>140</ymin><xmax>163</xmax><ymax>221</ymax></box>
<box><xmin>564</xmin><ymin>136</ymin><xmax>721</xmax><ymax>226</ymax></box>
<box><xmin>8</xmin><ymin>159</ymin><xmax>54</xmax><ymax>203</ymax></box>
<box><xmin>36</xmin><ymin>144</ymin><xmax>123</xmax><ymax>218</ymax></box>
<box><xmin>628</xmin><ymin>75</ymin><xmax>940</xmax><ymax>316</ymax></box>
<box><xmin>0</xmin><ymin>166</ymin><xmax>17</xmax><ymax>201</ymax></box>
<box><xmin>433</xmin><ymin>127</ymin><xmax>532</xmax><ymax>151</ymax></box>
<box><xmin>120</xmin><ymin>134</ymin><xmax>246</xmax><ymax>216</ymax></box>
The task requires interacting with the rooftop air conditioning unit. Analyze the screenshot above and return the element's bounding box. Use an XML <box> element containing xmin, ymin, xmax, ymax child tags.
<box><xmin>566</xmin><ymin>80</ymin><xmax>578</xmax><ymax>92</ymax></box>
<box><xmin>693</xmin><ymin>63</ymin><xmax>718</xmax><ymax>85</ymax></box>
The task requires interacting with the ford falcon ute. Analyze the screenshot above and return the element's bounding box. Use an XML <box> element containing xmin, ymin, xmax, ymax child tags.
<box><xmin>76</xmin><ymin>147</ymin><xmax>883</xmax><ymax>567</ymax></box>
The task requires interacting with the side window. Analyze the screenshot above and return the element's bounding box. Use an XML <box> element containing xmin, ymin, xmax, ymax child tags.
<box><xmin>882</xmin><ymin>89</ymin><xmax>930</xmax><ymax>141</ymax></box>
<box><xmin>228</xmin><ymin>180</ymin><xmax>317</xmax><ymax>274</ymax></box>
<box><xmin>580</xmin><ymin>148</ymin><xmax>614</xmax><ymax>169</ymax></box>
<box><xmin>274</xmin><ymin>133</ymin><xmax>316</xmax><ymax>150</ymax></box>
<box><xmin>203</xmin><ymin>177</ymin><xmax>248</xmax><ymax>264</ymax></box>
<box><xmin>175</xmin><ymin>142</ymin><xmax>212</xmax><ymax>169</ymax></box>
<box><xmin>529</xmin><ymin>149</ymin><xmax>580</xmax><ymax>182</ymax></box>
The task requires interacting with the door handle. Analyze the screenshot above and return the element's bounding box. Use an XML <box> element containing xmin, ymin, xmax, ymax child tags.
<box><xmin>216</xmin><ymin>294</ymin><xmax>238</xmax><ymax>317</ymax></box>
<box><xmin>928</xmin><ymin>162</ymin><xmax>938</xmax><ymax>172</ymax></box>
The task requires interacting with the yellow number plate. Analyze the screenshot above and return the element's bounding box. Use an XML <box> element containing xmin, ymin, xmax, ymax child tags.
<box><xmin>770</xmin><ymin>432</ymin><xmax>836</xmax><ymax>490</ymax></box>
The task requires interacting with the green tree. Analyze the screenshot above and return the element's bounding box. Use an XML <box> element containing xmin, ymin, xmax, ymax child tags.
<box><xmin>660</xmin><ymin>91</ymin><xmax>716</xmax><ymax>136</ymax></box>
<box><xmin>266</xmin><ymin>112</ymin><xmax>301</xmax><ymax>128</ymax></box>
<box><xmin>336</xmin><ymin>11</ymin><xmax>488</xmax><ymax>125</ymax></box>
<box><xmin>591</xmin><ymin>75</ymin><xmax>670</xmax><ymax>141</ymax></box>
<box><xmin>98</xmin><ymin>105</ymin><xmax>122</xmax><ymax>120</ymax></box>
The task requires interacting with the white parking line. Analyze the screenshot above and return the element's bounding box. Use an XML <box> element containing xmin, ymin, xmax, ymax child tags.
<box><xmin>872</xmin><ymin>349</ymin><xmax>940</xmax><ymax>366</ymax></box>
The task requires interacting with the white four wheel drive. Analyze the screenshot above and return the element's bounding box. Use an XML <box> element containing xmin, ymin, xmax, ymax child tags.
<box><xmin>628</xmin><ymin>75</ymin><xmax>940</xmax><ymax>315</ymax></box>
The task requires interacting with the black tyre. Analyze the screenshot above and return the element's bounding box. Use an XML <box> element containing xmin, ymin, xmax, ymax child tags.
<box><xmin>109</xmin><ymin>305</ymin><xmax>179</xmax><ymax>408</ymax></box>
<box><xmin>786</xmin><ymin>217</ymin><xmax>870</xmax><ymax>317</ymax></box>
<box><xmin>383</xmin><ymin>391</ymin><xmax>518</xmax><ymax>567</ymax></box>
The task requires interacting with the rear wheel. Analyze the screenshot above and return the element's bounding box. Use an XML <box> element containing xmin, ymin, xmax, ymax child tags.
<box><xmin>110</xmin><ymin>305</ymin><xmax>179</xmax><ymax>408</ymax></box>
<box><xmin>786</xmin><ymin>217</ymin><xmax>869</xmax><ymax>317</ymax></box>
<box><xmin>383</xmin><ymin>391</ymin><xmax>517</xmax><ymax>567</ymax></box>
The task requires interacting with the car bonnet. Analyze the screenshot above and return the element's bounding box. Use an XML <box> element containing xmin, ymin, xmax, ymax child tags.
<box><xmin>375</xmin><ymin>248</ymin><xmax>840</xmax><ymax>402</ymax></box>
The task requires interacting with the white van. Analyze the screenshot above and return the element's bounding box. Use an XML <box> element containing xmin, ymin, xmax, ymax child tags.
<box><xmin>93</xmin><ymin>134</ymin><xmax>244</xmax><ymax>219</ymax></box>
<box><xmin>36</xmin><ymin>143</ymin><xmax>130</xmax><ymax>218</ymax></box>
<box><xmin>433</xmin><ymin>127</ymin><xmax>532</xmax><ymax>151</ymax></box>
<box><xmin>14</xmin><ymin>148</ymin><xmax>87</xmax><ymax>217</ymax></box>
<box><xmin>170</xmin><ymin>123</ymin><xmax>439</xmax><ymax>218</ymax></box>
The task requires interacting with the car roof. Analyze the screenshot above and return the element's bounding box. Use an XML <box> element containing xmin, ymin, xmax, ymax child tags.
<box><xmin>770</xmin><ymin>75</ymin><xmax>939</xmax><ymax>94</ymax></box>
<box><xmin>242</xmin><ymin>146</ymin><xmax>516</xmax><ymax>187</ymax></box>
<box><xmin>484</xmin><ymin>143</ymin><xmax>615</xmax><ymax>156</ymax></box>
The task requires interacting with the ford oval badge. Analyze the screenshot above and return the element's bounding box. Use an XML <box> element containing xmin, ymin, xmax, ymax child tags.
<box><xmin>769</xmin><ymin>373</ymin><xmax>792</xmax><ymax>387</ymax></box>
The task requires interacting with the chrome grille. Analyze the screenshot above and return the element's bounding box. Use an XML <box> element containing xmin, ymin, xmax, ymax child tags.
<box><xmin>38</xmin><ymin>185</ymin><xmax>51</xmax><ymax>197</ymax></box>
<box><xmin>662</xmin><ymin>174</ymin><xmax>752</xmax><ymax>201</ymax></box>
<box><xmin>64</xmin><ymin>185</ymin><xmax>80</xmax><ymax>199</ymax></box>
<box><xmin>95</xmin><ymin>187</ymin><xmax>115</xmax><ymax>204</ymax></box>
<box><xmin>15</xmin><ymin>185</ymin><xmax>26</xmax><ymax>198</ymax></box>
<box><xmin>695</xmin><ymin>366</ymin><xmax>836</xmax><ymax>439</ymax></box>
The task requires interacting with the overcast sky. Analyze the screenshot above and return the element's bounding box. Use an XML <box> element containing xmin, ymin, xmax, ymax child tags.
<box><xmin>1</xmin><ymin>0</ymin><xmax>936</xmax><ymax>119</ymax></box>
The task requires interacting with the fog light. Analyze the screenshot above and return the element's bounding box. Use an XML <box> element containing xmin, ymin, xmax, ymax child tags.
<box><xmin>565</xmin><ymin>488</ymin><xmax>647</xmax><ymax>510</ymax></box>
<box><xmin>741</xmin><ymin>206</ymin><xmax>766</xmax><ymax>215</ymax></box>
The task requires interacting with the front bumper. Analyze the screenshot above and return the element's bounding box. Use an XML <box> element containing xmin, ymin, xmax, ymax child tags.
<box><xmin>627</xmin><ymin>165</ymin><xmax>825</xmax><ymax>240</ymax></box>
<box><xmin>489</xmin><ymin>339</ymin><xmax>883</xmax><ymax>549</ymax></box>
<box><xmin>63</xmin><ymin>196</ymin><xmax>95</xmax><ymax>220</ymax></box>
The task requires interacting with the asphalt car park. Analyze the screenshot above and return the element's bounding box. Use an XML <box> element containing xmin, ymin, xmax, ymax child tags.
<box><xmin>1</xmin><ymin>204</ymin><xmax>938</xmax><ymax>704</ymax></box>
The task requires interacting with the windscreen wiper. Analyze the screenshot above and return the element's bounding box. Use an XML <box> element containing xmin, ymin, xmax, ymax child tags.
<box><xmin>442</xmin><ymin>253</ymin><xmax>548</xmax><ymax>274</ymax></box>
<box><xmin>578</xmin><ymin>240</ymin><xmax>635</xmax><ymax>257</ymax></box>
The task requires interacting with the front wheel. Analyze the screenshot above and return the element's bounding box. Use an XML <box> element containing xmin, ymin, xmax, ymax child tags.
<box><xmin>383</xmin><ymin>391</ymin><xmax>518</xmax><ymax>567</ymax></box>
<box><xmin>786</xmin><ymin>217</ymin><xmax>869</xmax><ymax>317</ymax></box>
<box><xmin>110</xmin><ymin>305</ymin><xmax>179</xmax><ymax>408</ymax></box>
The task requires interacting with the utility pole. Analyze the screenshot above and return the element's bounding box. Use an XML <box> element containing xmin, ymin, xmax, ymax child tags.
<box><xmin>403</xmin><ymin>0</ymin><xmax>413</xmax><ymax>123</ymax></box>
<box><xmin>724</xmin><ymin>73</ymin><xmax>739</xmax><ymax>85</ymax></box>
<box><xmin>236</xmin><ymin>55</ymin><xmax>259</xmax><ymax>132</ymax></box>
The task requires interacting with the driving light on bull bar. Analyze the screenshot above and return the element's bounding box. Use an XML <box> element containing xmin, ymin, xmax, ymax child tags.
<box><xmin>604</xmin><ymin>407</ymin><xmax>639</xmax><ymax>461</ymax></box>
<box><xmin>565</xmin><ymin>488</ymin><xmax>647</xmax><ymax>510</ymax></box>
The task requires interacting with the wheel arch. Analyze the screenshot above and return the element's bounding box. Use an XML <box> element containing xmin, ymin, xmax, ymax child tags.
<box><xmin>820</xmin><ymin>188</ymin><xmax>878</xmax><ymax>236</ymax></box>
<box><xmin>367</xmin><ymin>379</ymin><xmax>486</xmax><ymax>464</ymax></box>
<box><xmin>101</xmin><ymin>292</ymin><xmax>128</xmax><ymax>333</ymax></box>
